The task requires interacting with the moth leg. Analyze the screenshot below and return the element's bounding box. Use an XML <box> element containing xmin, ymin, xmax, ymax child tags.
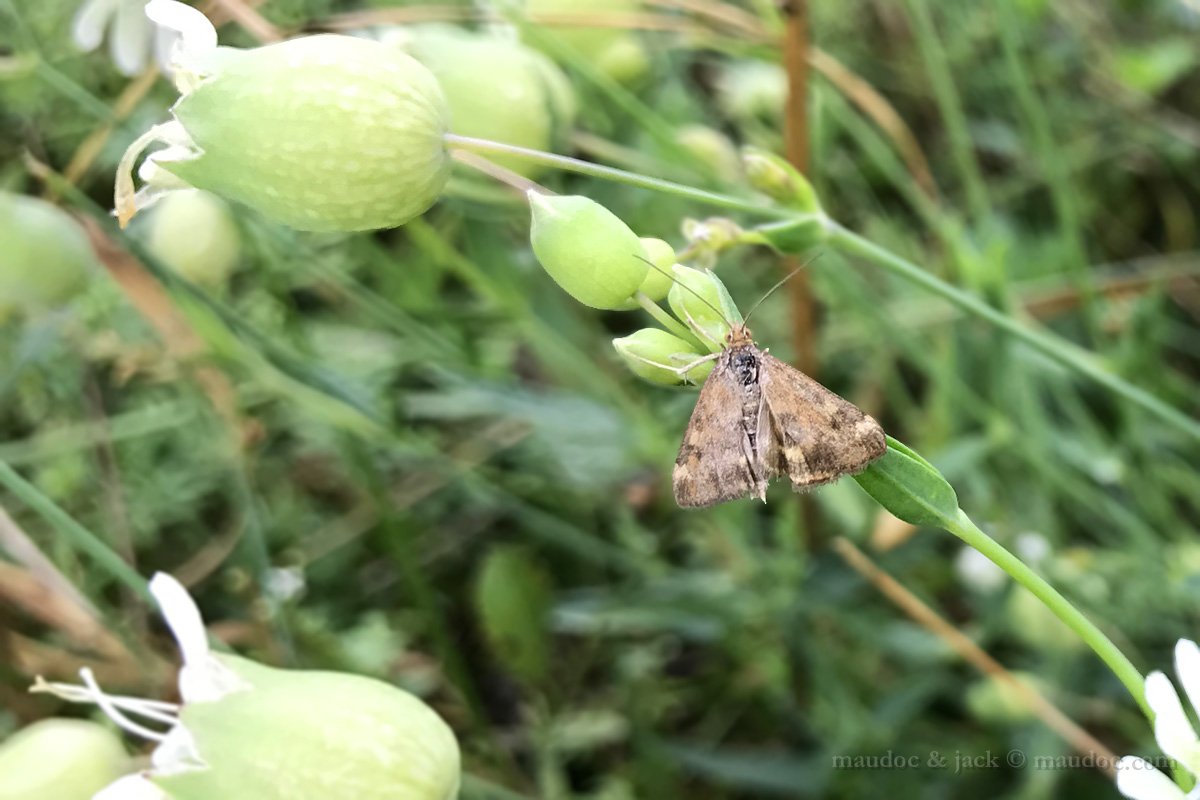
<box><xmin>670</xmin><ymin>352</ymin><xmax>721</xmax><ymax>383</ymax></box>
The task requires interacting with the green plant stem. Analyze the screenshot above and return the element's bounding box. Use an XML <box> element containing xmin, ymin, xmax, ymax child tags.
<box><xmin>635</xmin><ymin>292</ymin><xmax>705</xmax><ymax>349</ymax></box>
<box><xmin>443</xmin><ymin>134</ymin><xmax>791</xmax><ymax>220</ymax></box>
<box><xmin>0</xmin><ymin>459</ymin><xmax>148</xmax><ymax>599</ymax></box>
<box><xmin>825</xmin><ymin>219</ymin><xmax>1200</xmax><ymax>442</ymax></box>
<box><xmin>944</xmin><ymin>508</ymin><xmax>1150</xmax><ymax>719</ymax></box>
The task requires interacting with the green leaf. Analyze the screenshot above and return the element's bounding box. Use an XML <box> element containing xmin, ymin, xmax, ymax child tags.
<box><xmin>474</xmin><ymin>545</ymin><xmax>554</xmax><ymax>682</ymax></box>
<box><xmin>853</xmin><ymin>436</ymin><xmax>959</xmax><ymax>526</ymax></box>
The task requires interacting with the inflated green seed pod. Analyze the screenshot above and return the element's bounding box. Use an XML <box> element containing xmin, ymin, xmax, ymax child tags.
<box><xmin>154</xmin><ymin>655</ymin><xmax>461</xmax><ymax>800</ymax></box>
<box><xmin>128</xmin><ymin>32</ymin><xmax>451</xmax><ymax>232</ymax></box>
<box><xmin>0</xmin><ymin>719</ymin><xmax>127</xmax><ymax>800</ymax></box>
<box><xmin>401</xmin><ymin>27</ymin><xmax>575</xmax><ymax>178</ymax></box>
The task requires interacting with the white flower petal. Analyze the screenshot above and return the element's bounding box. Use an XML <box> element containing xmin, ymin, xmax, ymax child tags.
<box><xmin>144</xmin><ymin>0</ymin><xmax>217</xmax><ymax>71</ymax></box>
<box><xmin>153</xmin><ymin>24</ymin><xmax>180</xmax><ymax>74</ymax></box>
<box><xmin>1116</xmin><ymin>756</ymin><xmax>1188</xmax><ymax>800</ymax></box>
<box><xmin>151</xmin><ymin>724</ymin><xmax>206</xmax><ymax>774</ymax></box>
<box><xmin>147</xmin><ymin>571</ymin><xmax>250</xmax><ymax>703</ymax></box>
<box><xmin>1175</xmin><ymin>640</ymin><xmax>1200</xmax><ymax>722</ymax></box>
<box><xmin>149</xmin><ymin>572</ymin><xmax>210</xmax><ymax>671</ymax></box>
<box><xmin>111</xmin><ymin>0</ymin><xmax>153</xmax><ymax>75</ymax></box>
<box><xmin>1146</xmin><ymin>671</ymin><xmax>1200</xmax><ymax>775</ymax></box>
<box><xmin>93</xmin><ymin>773</ymin><xmax>170</xmax><ymax>800</ymax></box>
<box><xmin>72</xmin><ymin>0</ymin><xmax>120</xmax><ymax>52</ymax></box>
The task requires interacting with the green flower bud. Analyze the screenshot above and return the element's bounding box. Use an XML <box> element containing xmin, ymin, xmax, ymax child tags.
<box><xmin>741</xmin><ymin>147</ymin><xmax>820</xmax><ymax>212</ymax></box>
<box><xmin>155</xmin><ymin>654</ymin><xmax>460</xmax><ymax>800</ymax></box>
<box><xmin>528</xmin><ymin>192</ymin><xmax>648</xmax><ymax>310</ymax></box>
<box><xmin>0</xmin><ymin>192</ymin><xmax>97</xmax><ymax>320</ymax></box>
<box><xmin>715</xmin><ymin>60</ymin><xmax>786</xmax><ymax>122</ymax></box>
<box><xmin>0</xmin><ymin>719</ymin><xmax>127</xmax><ymax>800</ymax></box>
<box><xmin>473</xmin><ymin>545</ymin><xmax>553</xmax><ymax>682</ymax></box>
<box><xmin>677</xmin><ymin>125</ymin><xmax>741</xmax><ymax>184</ymax></box>
<box><xmin>965</xmin><ymin>672</ymin><xmax>1048</xmax><ymax>725</ymax></box>
<box><xmin>398</xmin><ymin>27</ymin><xmax>575</xmax><ymax>179</ymax></box>
<box><xmin>139</xmin><ymin>189</ymin><xmax>241</xmax><ymax>288</ymax></box>
<box><xmin>524</xmin><ymin>0</ymin><xmax>638</xmax><ymax>60</ymax></box>
<box><xmin>1006</xmin><ymin>589</ymin><xmax>1084</xmax><ymax>654</ymax></box>
<box><xmin>613</xmin><ymin>328</ymin><xmax>713</xmax><ymax>386</ymax></box>
<box><xmin>118</xmin><ymin>2</ymin><xmax>450</xmax><ymax>232</ymax></box>
<box><xmin>614</xmin><ymin>236</ymin><xmax>674</xmax><ymax>309</ymax></box>
<box><xmin>593</xmin><ymin>35</ymin><xmax>650</xmax><ymax>84</ymax></box>
<box><xmin>667</xmin><ymin>266</ymin><xmax>742</xmax><ymax>351</ymax></box>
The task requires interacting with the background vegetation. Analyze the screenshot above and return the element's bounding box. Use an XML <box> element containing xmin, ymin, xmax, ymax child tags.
<box><xmin>1</xmin><ymin>0</ymin><xmax>1199</xmax><ymax>798</ymax></box>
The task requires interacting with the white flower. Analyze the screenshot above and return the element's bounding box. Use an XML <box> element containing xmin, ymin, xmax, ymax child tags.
<box><xmin>1116</xmin><ymin>640</ymin><xmax>1200</xmax><ymax>800</ymax></box>
<box><xmin>32</xmin><ymin>572</ymin><xmax>248</xmax><ymax>799</ymax></box>
<box><xmin>32</xmin><ymin>571</ymin><xmax>461</xmax><ymax>800</ymax></box>
<box><xmin>72</xmin><ymin>0</ymin><xmax>178</xmax><ymax>76</ymax></box>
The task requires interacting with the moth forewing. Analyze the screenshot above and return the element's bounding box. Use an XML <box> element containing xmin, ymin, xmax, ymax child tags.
<box><xmin>673</xmin><ymin>325</ymin><xmax>886</xmax><ymax>508</ymax></box>
<box><xmin>758</xmin><ymin>351</ymin><xmax>887</xmax><ymax>489</ymax></box>
<box><xmin>672</xmin><ymin>352</ymin><xmax>763</xmax><ymax>508</ymax></box>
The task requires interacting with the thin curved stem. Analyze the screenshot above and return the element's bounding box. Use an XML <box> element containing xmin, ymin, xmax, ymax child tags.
<box><xmin>444</xmin><ymin>133</ymin><xmax>791</xmax><ymax>220</ymax></box>
<box><xmin>944</xmin><ymin>509</ymin><xmax>1150</xmax><ymax>720</ymax></box>
<box><xmin>634</xmin><ymin>292</ymin><xmax>704</xmax><ymax>350</ymax></box>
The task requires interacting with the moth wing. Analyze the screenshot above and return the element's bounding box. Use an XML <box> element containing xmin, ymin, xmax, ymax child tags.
<box><xmin>673</xmin><ymin>356</ymin><xmax>761</xmax><ymax>508</ymax></box>
<box><xmin>759</xmin><ymin>352</ymin><xmax>886</xmax><ymax>488</ymax></box>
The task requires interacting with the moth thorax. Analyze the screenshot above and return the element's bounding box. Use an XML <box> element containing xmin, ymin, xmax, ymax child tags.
<box><xmin>731</xmin><ymin>349</ymin><xmax>758</xmax><ymax>386</ymax></box>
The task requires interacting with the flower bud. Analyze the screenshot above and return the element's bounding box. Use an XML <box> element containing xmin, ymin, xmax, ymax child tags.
<box><xmin>0</xmin><ymin>193</ymin><xmax>97</xmax><ymax>320</ymax></box>
<box><xmin>0</xmin><ymin>719</ymin><xmax>128</xmax><ymax>800</ymax></box>
<box><xmin>397</xmin><ymin>27</ymin><xmax>575</xmax><ymax>179</ymax></box>
<box><xmin>680</xmin><ymin>217</ymin><xmax>743</xmax><ymax>263</ymax></box>
<box><xmin>153</xmin><ymin>654</ymin><xmax>461</xmax><ymax>800</ymax></box>
<box><xmin>613</xmin><ymin>328</ymin><xmax>713</xmax><ymax>385</ymax></box>
<box><xmin>715</xmin><ymin>60</ymin><xmax>786</xmax><ymax>122</ymax></box>
<box><xmin>593</xmin><ymin>35</ymin><xmax>649</xmax><ymax>84</ymax></box>
<box><xmin>666</xmin><ymin>265</ymin><xmax>741</xmax><ymax>350</ymax></box>
<box><xmin>965</xmin><ymin>672</ymin><xmax>1048</xmax><ymax>725</ymax></box>
<box><xmin>1006</xmin><ymin>588</ymin><xmax>1084</xmax><ymax>654</ymax></box>
<box><xmin>139</xmin><ymin>189</ymin><xmax>241</xmax><ymax>288</ymax></box>
<box><xmin>616</xmin><ymin>236</ymin><xmax>675</xmax><ymax>308</ymax></box>
<box><xmin>524</xmin><ymin>0</ymin><xmax>638</xmax><ymax>59</ymax></box>
<box><xmin>118</xmin><ymin>3</ymin><xmax>451</xmax><ymax>232</ymax></box>
<box><xmin>528</xmin><ymin>192</ymin><xmax>648</xmax><ymax>310</ymax></box>
<box><xmin>741</xmin><ymin>147</ymin><xmax>820</xmax><ymax>212</ymax></box>
<box><xmin>677</xmin><ymin>125</ymin><xmax>741</xmax><ymax>184</ymax></box>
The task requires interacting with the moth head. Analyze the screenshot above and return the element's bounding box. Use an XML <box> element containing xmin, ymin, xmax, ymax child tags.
<box><xmin>726</xmin><ymin>324</ymin><xmax>754</xmax><ymax>348</ymax></box>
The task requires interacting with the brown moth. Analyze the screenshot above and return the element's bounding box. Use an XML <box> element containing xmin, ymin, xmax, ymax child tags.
<box><xmin>673</xmin><ymin>324</ymin><xmax>886</xmax><ymax>508</ymax></box>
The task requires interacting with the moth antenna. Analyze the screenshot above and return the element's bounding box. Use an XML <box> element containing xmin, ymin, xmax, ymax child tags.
<box><xmin>633</xmin><ymin>255</ymin><xmax>733</xmax><ymax>330</ymax></box>
<box><xmin>742</xmin><ymin>253</ymin><xmax>823</xmax><ymax>326</ymax></box>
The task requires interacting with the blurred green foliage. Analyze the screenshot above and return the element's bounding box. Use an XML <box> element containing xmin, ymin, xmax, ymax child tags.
<box><xmin>0</xmin><ymin>0</ymin><xmax>1199</xmax><ymax>798</ymax></box>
